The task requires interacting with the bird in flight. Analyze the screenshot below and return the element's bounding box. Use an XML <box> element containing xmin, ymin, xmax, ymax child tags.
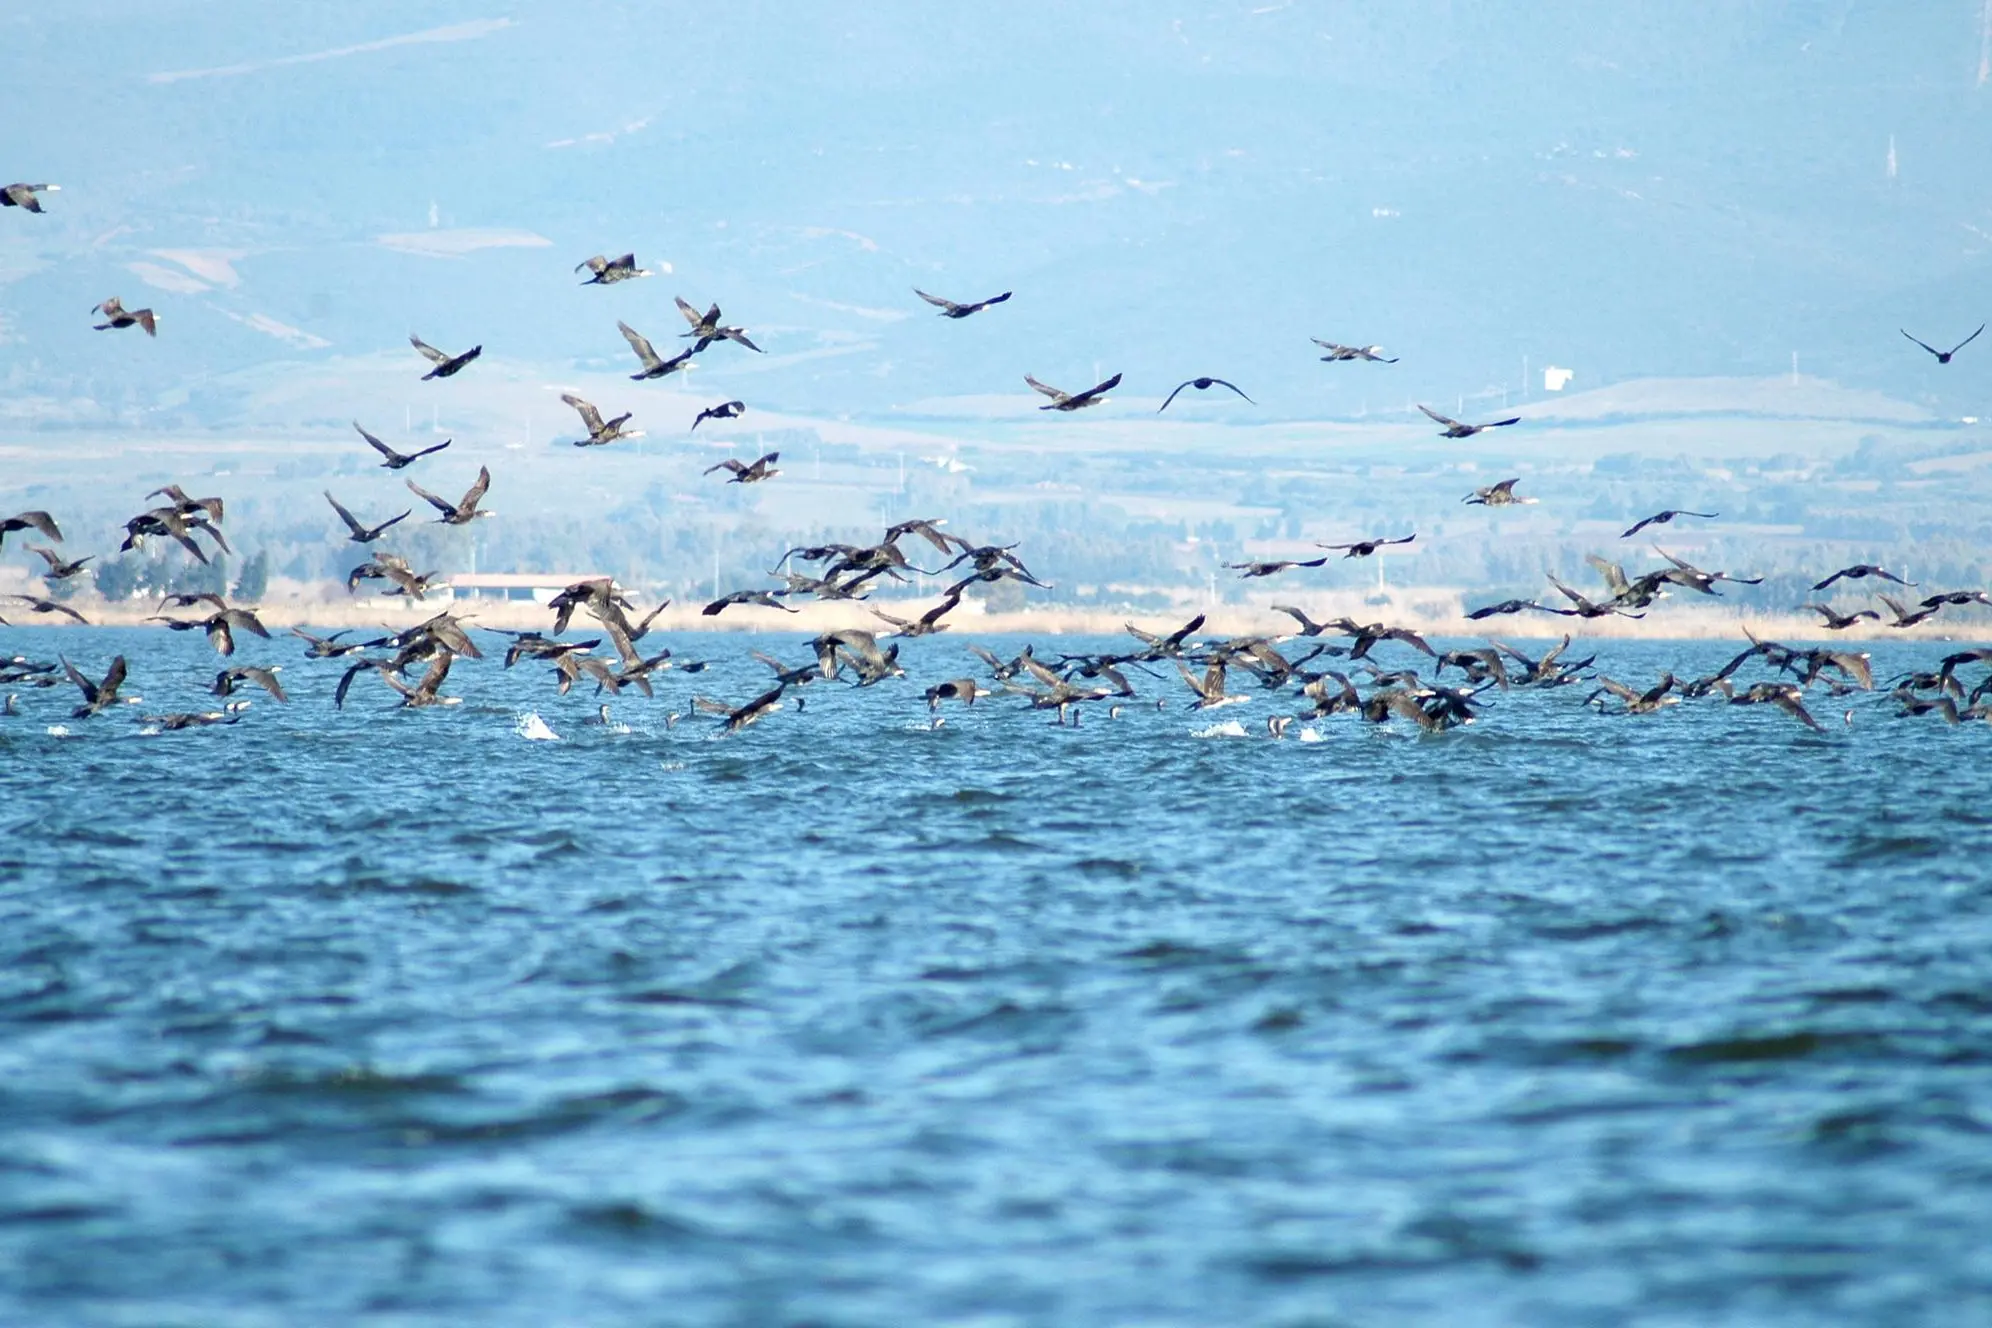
<box><xmin>676</xmin><ymin>297</ymin><xmax>762</xmax><ymax>353</ymax></box>
<box><xmin>704</xmin><ymin>452</ymin><xmax>781</xmax><ymax>484</ymax></box>
<box><xmin>1312</xmin><ymin>340</ymin><xmax>1397</xmax><ymax>363</ymax></box>
<box><xmin>915</xmin><ymin>288</ymin><xmax>1011</xmax><ymax>318</ymax></box>
<box><xmin>406</xmin><ymin>466</ymin><xmax>494</xmax><ymax>525</ymax></box>
<box><xmin>1901</xmin><ymin>325</ymin><xmax>1984</xmax><ymax>364</ymax></box>
<box><xmin>1225</xmin><ymin>557</ymin><xmax>1328</xmax><ymax>579</ymax></box>
<box><xmin>1025</xmin><ymin>372</ymin><xmax>1122</xmax><ymax>411</ymax></box>
<box><xmin>576</xmin><ymin>253</ymin><xmax>652</xmax><ymax>285</ymax></box>
<box><xmin>691</xmin><ymin>401</ymin><xmax>746</xmax><ymax>432</ymax></box>
<box><xmin>92</xmin><ymin>297</ymin><xmax>157</xmax><ymax>336</ymax></box>
<box><xmin>1621</xmin><ymin>509</ymin><xmax>1717</xmax><ymax>538</ymax></box>
<box><xmin>354</xmin><ymin>421</ymin><xmax>450</xmax><ymax>469</ymax></box>
<box><xmin>1420</xmin><ymin>404</ymin><xmax>1520</xmax><ymax>438</ymax></box>
<box><xmin>25</xmin><ymin>546</ymin><xmax>91</xmax><ymax>580</ymax></box>
<box><xmin>561</xmin><ymin>394</ymin><xmax>642</xmax><ymax>446</ymax></box>
<box><xmin>3</xmin><ymin>182</ymin><xmax>58</xmax><ymax>212</ymax></box>
<box><xmin>1317</xmin><ymin>534</ymin><xmax>1415</xmax><ymax>559</ymax></box>
<box><xmin>324</xmin><ymin>491</ymin><xmax>410</xmax><ymax>543</ymax></box>
<box><xmin>618</xmin><ymin>321</ymin><xmax>696</xmax><ymax>380</ymax></box>
<box><xmin>409</xmin><ymin>335</ymin><xmax>480</xmax><ymax>379</ymax></box>
<box><xmin>1463</xmin><ymin>478</ymin><xmax>1535</xmax><ymax>507</ymax></box>
<box><xmin>1</xmin><ymin>510</ymin><xmax>62</xmax><ymax>549</ymax></box>
<box><xmin>1802</xmin><ymin>604</ymin><xmax>1879</xmax><ymax>631</ymax></box>
<box><xmin>1158</xmin><ymin>377</ymin><xmax>1254</xmax><ymax>412</ymax></box>
<box><xmin>1813</xmin><ymin>564</ymin><xmax>1915</xmax><ymax>591</ymax></box>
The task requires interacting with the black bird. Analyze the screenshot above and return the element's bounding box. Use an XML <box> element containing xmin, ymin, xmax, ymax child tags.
<box><xmin>702</xmin><ymin>589</ymin><xmax>799</xmax><ymax>616</ymax></box>
<box><xmin>62</xmin><ymin>655</ymin><xmax>128</xmax><ymax>718</ymax></box>
<box><xmin>1621</xmin><ymin>509</ymin><xmax>1717</xmax><ymax>538</ymax></box>
<box><xmin>694</xmin><ymin>684</ymin><xmax>789</xmax><ymax>732</ymax></box>
<box><xmin>1587</xmin><ymin>673</ymin><xmax>1680</xmax><ymax>715</ymax></box>
<box><xmin>121</xmin><ymin>506</ymin><xmax>227</xmax><ymax>563</ymax></box>
<box><xmin>1317</xmin><ymin>534</ymin><xmax>1414</xmax><ymax>559</ymax></box>
<box><xmin>406</xmin><ymin>466</ymin><xmax>494</xmax><ymax>525</ymax></box>
<box><xmin>143</xmin><ymin>709</ymin><xmax>245</xmax><ymax>731</ymax></box>
<box><xmin>1814</xmin><ymin>565</ymin><xmax>1915</xmax><ymax>591</ymax></box>
<box><xmin>576</xmin><ymin>253</ymin><xmax>652</xmax><ymax>285</ymax></box>
<box><xmin>212</xmin><ymin>665</ymin><xmax>287</xmax><ymax>702</ymax></box>
<box><xmin>325</xmin><ymin>491</ymin><xmax>410</xmax><ymax>544</ymax></box>
<box><xmin>25</xmin><ymin>546</ymin><xmax>91</xmax><ymax>580</ymax></box>
<box><xmin>92</xmin><ymin>296</ymin><xmax>157</xmax><ymax>336</ymax></box>
<box><xmin>1225</xmin><ymin>557</ymin><xmax>1328</xmax><ymax>579</ymax></box>
<box><xmin>410</xmin><ymin>335</ymin><xmax>481</xmax><ymax>380</ymax></box>
<box><xmin>704</xmin><ymin>452</ymin><xmax>780</xmax><ymax>484</ymax></box>
<box><xmin>1124</xmin><ymin>614</ymin><xmax>1206</xmax><ymax>658</ymax></box>
<box><xmin>8</xmin><ymin>595</ymin><xmax>88</xmax><ymax>625</ymax></box>
<box><xmin>1728</xmin><ymin>681</ymin><xmax>1823</xmax><ymax>732</ymax></box>
<box><xmin>618</xmin><ymin>320</ymin><xmax>697</xmax><ymax>380</ymax></box>
<box><xmin>870</xmin><ymin>590</ymin><xmax>964</xmax><ymax>638</ymax></box>
<box><xmin>675</xmin><ymin>296</ymin><xmax>762</xmax><ymax>353</ymax></box>
<box><xmin>926</xmin><ymin>678</ymin><xmax>992</xmax><ymax>708</ymax></box>
<box><xmin>292</xmin><ymin>628</ymin><xmax>366</xmax><ymax>659</ymax></box>
<box><xmin>1803</xmin><ymin>603</ymin><xmax>1880</xmax><ymax>631</ymax></box>
<box><xmin>561</xmin><ymin>394</ymin><xmax>643</xmax><ymax>446</ymax></box>
<box><xmin>1902</xmin><ymin>325</ymin><xmax>1984</xmax><ymax>364</ymax></box>
<box><xmin>691</xmin><ymin>400</ymin><xmax>746</xmax><ymax>432</ymax></box>
<box><xmin>354</xmin><ymin>421</ymin><xmax>450</xmax><ymax>469</ymax></box>
<box><xmin>1463</xmin><ymin>478</ymin><xmax>1535</xmax><ymax>507</ymax></box>
<box><xmin>1544</xmin><ymin>576</ymin><xmax>1642</xmax><ymax>619</ymax></box>
<box><xmin>915</xmin><ymin>288</ymin><xmax>1011</xmax><ymax>318</ymax></box>
<box><xmin>146</xmin><ymin>605</ymin><xmax>269</xmax><ymax>656</ymax></box>
<box><xmin>1</xmin><ymin>510</ymin><xmax>61</xmax><ymax>548</ymax></box>
<box><xmin>147</xmin><ymin>485</ymin><xmax>225</xmax><ymax>525</ymax></box>
<box><xmin>1466</xmin><ymin>598</ymin><xmax>1546</xmax><ymax>621</ymax></box>
<box><xmin>1025</xmin><ymin>372</ymin><xmax>1121</xmax><ymax>411</ymax></box>
<box><xmin>1312</xmin><ymin>340</ymin><xmax>1397</xmax><ymax>363</ymax></box>
<box><xmin>1879</xmin><ymin>595</ymin><xmax>1942</xmax><ymax>629</ymax></box>
<box><xmin>1920</xmin><ymin>589</ymin><xmax>1992</xmax><ymax>609</ymax></box>
<box><xmin>1158</xmin><ymin>377</ymin><xmax>1254</xmax><ymax>412</ymax></box>
<box><xmin>2</xmin><ymin>182</ymin><xmax>58</xmax><ymax>212</ymax></box>
<box><xmin>1419</xmin><ymin>404</ymin><xmax>1519</xmax><ymax>438</ymax></box>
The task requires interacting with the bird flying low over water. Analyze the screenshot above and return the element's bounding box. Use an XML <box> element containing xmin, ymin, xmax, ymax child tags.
<box><xmin>409</xmin><ymin>335</ymin><xmax>481</xmax><ymax>379</ymax></box>
<box><xmin>1317</xmin><ymin>535</ymin><xmax>1415</xmax><ymax>559</ymax></box>
<box><xmin>561</xmin><ymin>394</ymin><xmax>642</xmax><ymax>446</ymax></box>
<box><xmin>26</xmin><ymin>546</ymin><xmax>91</xmax><ymax>580</ymax></box>
<box><xmin>1804</xmin><ymin>603</ymin><xmax>1880</xmax><ymax>631</ymax></box>
<box><xmin>1025</xmin><ymin>373</ymin><xmax>1122</xmax><ymax>411</ymax></box>
<box><xmin>618</xmin><ymin>321</ymin><xmax>696</xmax><ymax>380</ymax></box>
<box><xmin>1813</xmin><ymin>564</ymin><xmax>1915</xmax><ymax>591</ymax></box>
<box><xmin>1313</xmin><ymin>340</ymin><xmax>1397</xmax><ymax>363</ymax></box>
<box><xmin>691</xmin><ymin>400</ymin><xmax>745</xmax><ymax>432</ymax></box>
<box><xmin>62</xmin><ymin>655</ymin><xmax>128</xmax><ymax>717</ymax></box>
<box><xmin>576</xmin><ymin>253</ymin><xmax>652</xmax><ymax>285</ymax></box>
<box><xmin>1902</xmin><ymin>325</ymin><xmax>1983</xmax><ymax>364</ymax></box>
<box><xmin>406</xmin><ymin>466</ymin><xmax>493</xmax><ymax>525</ymax></box>
<box><xmin>704</xmin><ymin>452</ymin><xmax>780</xmax><ymax>484</ymax></box>
<box><xmin>1159</xmin><ymin>377</ymin><xmax>1254</xmax><ymax>412</ymax></box>
<box><xmin>915</xmin><ymin>288</ymin><xmax>1011</xmax><ymax>318</ymax></box>
<box><xmin>703</xmin><ymin>589</ymin><xmax>798</xmax><ymax>616</ymax></box>
<box><xmin>92</xmin><ymin>297</ymin><xmax>156</xmax><ymax>336</ymax></box>
<box><xmin>1463</xmin><ymin>478</ymin><xmax>1534</xmax><ymax>507</ymax></box>
<box><xmin>325</xmin><ymin>492</ymin><xmax>409</xmax><ymax>544</ymax></box>
<box><xmin>8</xmin><ymin>595</ymin><xmax>88</xmax><ymax>625</ymax></box>
<box><xmin>1420</xmin><ymin>404</ymin><xmax>1520</xmax><ymax>437</ymax></box>
<box><xmin>1621</xmin><ymin>509</ymin><xmax>1717</xmax><ymax>538</ymax></box>
<box><xmin>676</xmin><ymin>296</ymin><xmax>761</xmax><ymax>353</ymax></box>
<box><xmin>354</xmin><ymin>421</ymin><xmax>450</xmax><ymax>469</ymax></box>
<box><xmin>2</xmin><ymin>182</ymin><xmax>58</xmax><ymax>212</ymax></box>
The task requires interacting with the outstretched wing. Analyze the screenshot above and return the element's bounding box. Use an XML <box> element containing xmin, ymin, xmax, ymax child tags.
<box><xmin>704</xmin><ymin>459</ymin><xmax>746</xmax><ymax>477</ymax></box>
<box><xmin>913</xmin><ymin>288</ymin><xmax>958</xmax><ymax>311</ymax></box>
<box><xmin>408</xmin><ymin>335</ymin><xmax>449</xmax><ymax>365</ymax></box>
<box><xmin>561</xmin><ymin>394</ymin><xmax>606</xmax><ymax>434</ymax></box>
<box><xmin>1901</xmin><ymin>329</ymin><xmax>1943</xmax><ymax>357</ymax></box>
<box><xmin>1419</xmin><ymin>404</ymin><xmax>1465</xmax><ymax>429</ymax></box>
<box><xmin>618</xmin><ymin>321</ymin><xmax>662</xmax><ymax>370</ymax></box>
<box><xmin>324</xmin><ymin>491</ymin><xmax>367</xmax><ymax>537</ymax></box>
<box><xmin>1157</xmin><ymin>381</ymin><xmax>1191</xmax><ymax>413</ymax></box>
<box><xmin>1949</xmin><ymin>324</ymin><xmax>1987</xmax><ymax>356</ymax></box>
<box><xmin>1073</xmin><ymin>372</ymin><xmax>1122</xmax><ymax>403</ymax></box>
<box><xmin>674</xmin><ymin>296</ymin><xmax>706</xmax><ymax>328</ymax></box>
<box><xmin>1621</xmin><ymin>513</ymin><xmax>1658</xmax><ymax>538</ymax></box>
<box><xmin>404</xmin><ymin>478</ymin><xmax>456</xmax><ymax>516</ymax></box>
<box><xmin>461</xmin><ymin>466</ymin><xmax>492</xmax><ymax>510</ymax></box>
<box><xmin>353</xmin><ymin>422</ymin><xmax>400</xmax><ymax>461</ymax></box>
<box><xmin>1023</xmin><ymin>375</ymin><xmax>1069</xmax><ymax>403</ymax></box>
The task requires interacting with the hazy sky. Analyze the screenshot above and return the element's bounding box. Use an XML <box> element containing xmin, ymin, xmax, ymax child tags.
<box><xmin>6</xmin><ymin>2</ymin><xmax>1992</xmax><ymax>423</ymax></box>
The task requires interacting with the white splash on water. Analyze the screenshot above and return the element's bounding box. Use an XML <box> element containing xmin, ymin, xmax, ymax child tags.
<box><xmin>1191</xmin><ymin>719</ymin><xmax>1250</xmax><ymax>739</ymax></box>
<box><xmin>514</xmin><ymin>711</ymin><xmax>560</xmax><ymax>741</ymax></box>
<box><xmin>1297</xmin><ymin>727</ymin><xmax>1325</xmax><ymax>743</ymax></box>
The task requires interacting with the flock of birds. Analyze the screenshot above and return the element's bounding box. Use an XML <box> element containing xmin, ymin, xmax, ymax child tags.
<box><xmin>4</xmin><ymin>176</ymin><xmax>1991</xmax><ymax>738</ymax></box>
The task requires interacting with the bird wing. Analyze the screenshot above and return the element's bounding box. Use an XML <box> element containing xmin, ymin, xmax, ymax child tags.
<box><xmin>1023</xmin><ymin>374</ymin><xmax>1069</xmax><ymax>403</ymax></box>
<box><xmin>703</xmin><ymin>459</ymin><xmax>746</xmax><ymax>476</ymax></box>
<box><xmin>674</xmin><ymin>296</ymin><xmax>704</xmax><ymax>328</ymax></box>
<box><xmin>11</xmin><ymin>510</ymin><xmax>62</xmax><ymax>541</ymax></box>
<box><xmin>1950</xmin><ymin>324</ymin><xmax>1987</xmax><ymax>356</ymax></box>
<box><xmin>1902</xmin><ymin>329</ymin><xmax>1943</xmax><ymax>357</ymax></box>
<box><xmin>562</xmin><ymin>394</ymin><xmax>606</xmax><ymax>434</ymax></box>
<box><xmin>1811</xmin><ymin>569</ymin><xmax>1847</xmax><ymax>591</ymax></box>
<box><xmin>1157</xmin><ymin>381</ymin><xmax>1191</xmax><ymax>413</ymax></box>
<box><xmin>1073</xmin><ymin>373</ymin><xmax>1122</xmax><ymax>403</ymax></box>
<box><xmin>913</xmin><ymin>288</ymin><xmax>959</xmax><ymax>312</ymax></box>
<box><xmin>461</xmin><ymin>466</ymin><xmax>492</xmax><ymax>510</ymax></box>
<box><xmin>576</xmin><ymin>255</ymin><xmax>608</xmax><ymax>275</ymax></box>
<box><xmin>325</xmin><ymin>492</ymin><xmax>367</xmax><ymax>537</ymax></box>
<box><xmin>1484</xmin><ymin>416</ymin><xmax>1522</xmax><ymax>429</ymax></box>
<box><xmin>1620</xmin><ymin>513</ymin><xmax>1657</xmax><ymax>538</ymax></box>
<box><xmin>1207</xmin><ymin>377</ymin><xmax>1254</xmax><ymax>403</ymax></box>
<box><xmin>354</xmin><ymin>422</ymin><xmax>401</xmax><ymax>461</ymax></box>
<box><xmin>1419</xmin><ymin>404</ymin><xmax>1465</xmax><ymax>429</ymax></box>
<box><xmin>404</xmin><ymin>478</ymin><xmax>456</xmax><ymax>516</ymax></box>
<box><xmin>408</xmin><ymin>335</ymin><xmax>449</xmax><ymax>365</ymax></box>
<box><xmin>725</xmin><ymin>328</ymin><xmax>764</xmax><ymax>352</ymax></box>
<box><xmin>1591</xmin><ymin>675</ymin><xmax>1639</xmax><ymax>703</ymax></box>
<box><xmin>618</xmin><ymin>321</ymin><xmax>663</xmax><ymax>370</ymax></box>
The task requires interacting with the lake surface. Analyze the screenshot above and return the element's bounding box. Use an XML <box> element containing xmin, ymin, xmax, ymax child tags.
<box><xmin>3</xmin><ymin>627</ymin><xmax>1990</xmax><ymax>1326</ymax></box>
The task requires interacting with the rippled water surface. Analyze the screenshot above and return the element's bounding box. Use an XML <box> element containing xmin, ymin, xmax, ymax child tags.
<box><xmin>4</xmin><ymin>629</ymin><xmax>1991</xmax><ymax>1326</ymax></box>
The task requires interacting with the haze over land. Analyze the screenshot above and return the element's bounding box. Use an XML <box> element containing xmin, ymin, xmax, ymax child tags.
<box><xmin>6</xmin><ymin>2</ymin><xmax>1992</xmax><ymax>621</ymax></box>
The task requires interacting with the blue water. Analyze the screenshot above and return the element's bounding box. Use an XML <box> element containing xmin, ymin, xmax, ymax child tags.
<box><xmin>3</xmin><ymin>628</ymin><xmax>1991</xmax><ymax>1326</ymax></box>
